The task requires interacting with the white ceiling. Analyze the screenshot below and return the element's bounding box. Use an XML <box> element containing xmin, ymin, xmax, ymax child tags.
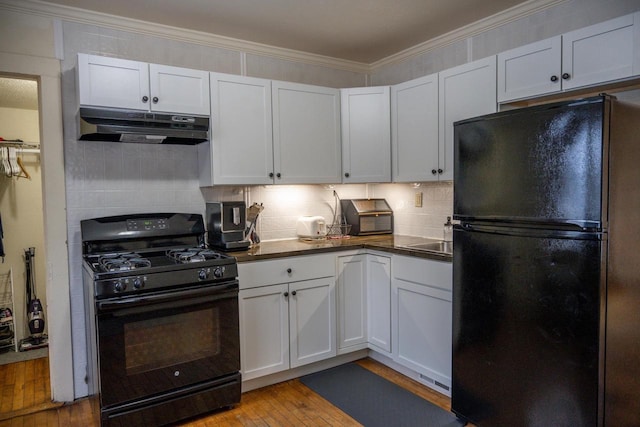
<box><xmin>41</xmin><ymin>0</ymin><xmax>531</xmax><ymax>63</ymax></box>
<box><xmin>0</xmin><ymin>77</ymin><xmax>38</xmax><ymax>110</ymax></box>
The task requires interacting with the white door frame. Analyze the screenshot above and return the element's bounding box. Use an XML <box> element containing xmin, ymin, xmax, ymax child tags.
<box><xmin>0</xmin><ymin>51</ymin><xmax>74</xmax><ymax>402</ymax></box>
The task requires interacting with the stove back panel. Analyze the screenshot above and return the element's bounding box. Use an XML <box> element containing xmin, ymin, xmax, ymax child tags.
<box><xmin>81</xmin><ymin>213</ymin><xmax>205</xmax><ymax>255</ymax></box>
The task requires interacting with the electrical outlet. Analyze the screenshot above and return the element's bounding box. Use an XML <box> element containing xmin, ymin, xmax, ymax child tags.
<box><xmin>415</xmin><ymin>192</ymin><xmax>423</xmax><ymax>207</ymax></box>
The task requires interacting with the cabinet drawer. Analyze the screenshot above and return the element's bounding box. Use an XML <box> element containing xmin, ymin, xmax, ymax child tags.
<box><xmin>239</xmin><ymin>253</ymin><xmax>335</xmax><ymax>289</ymax></box>
<box><xmin>392</xmin><ymin>255</ymin><xmax>452</xmax><ymax>292</ymax></box>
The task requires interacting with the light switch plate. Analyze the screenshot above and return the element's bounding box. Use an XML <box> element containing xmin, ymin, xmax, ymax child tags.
<box><xmin>415</xmin><ymin>192</ymin><xmax>423</xmax><ymax>207</ymax></box>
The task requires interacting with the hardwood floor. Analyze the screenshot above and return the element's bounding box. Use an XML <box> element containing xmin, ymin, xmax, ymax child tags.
<box><xmin>0</xmin><ymin>356</ymin><xmax>64</xmax><ymax>421</ymax></box>
<box><xmin>0</xmin><ymin>357</ymin><xmax>455</xmax><ymax>426</ymax></box>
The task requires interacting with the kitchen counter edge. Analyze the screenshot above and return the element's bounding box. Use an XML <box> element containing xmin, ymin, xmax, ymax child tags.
<box><xmin>225</xmin><ymin>235</ymin><xmax>452</xmax><ymax>263</ymax></box>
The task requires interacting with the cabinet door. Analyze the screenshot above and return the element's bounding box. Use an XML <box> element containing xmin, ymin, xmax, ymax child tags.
<box><xmin>391</xmin><ymin>73</ymin><xmax>439</xmax><ymax>182</ymax></box>
<box><xmin>337</xmin><ymin>255</ymin><xmax>367</xmax><ymax>352</ymax></box>
<box><xmin>289</xmin><ymin>277</ymin><xmax>336</xmax><ymax>368</ymax></box>
<box><xmin>239</xmin><ymin>284</ymin><xmax>289</xmax><ymax>380</ymax></box>
<box><xmin>340</xmin><ymin>87</ymin><xmax>391</xmax><ymax>183</ymax></box>
<box><xmin>272</xmin><ymin>81</ymin><xmax>342</xmax><ymax>184</ymax></box>
<box><xmin>77</xmin><ymin>53</ymin><xmax>149</xmax><ymax>110</ymax></box>
<box><xmin>200</xmin><ymin>73</ymin><xmax>273</xmax><ymax>186</ymax></box>
<box><xmin>562</xmin><ymin>13</ymin><xmax>636</xmax><ymax>91</ymax></box>
<box><xmin>367</xmin><ymin>254</ymin><xmax>391</xmax><ymax>354</ymax></box>
<box><xmin>497</xmin><ymin>36</ymin><xmax>562</xmax><ymax>102</ymax></box>
<box><xmin>149</xmin><ymin>64</ymin><xmax>210</xmax><ymax>115</ymax></box>
<box><xmin>392</xmin><ymin>279</ymin><xmax>452</xmax><ymax>394</ymax></box>
<box><xmin>439</xmin><ymin>56</ymin><xmax>497</xmax><ymax>181</ymax></box>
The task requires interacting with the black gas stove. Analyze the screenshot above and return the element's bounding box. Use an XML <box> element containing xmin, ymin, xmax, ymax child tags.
<box><xmin>82</xmin><ymin>213</ymin><xmax>238</xmax><ymax>298</ymax></box>
<box><xmin>81</xmin><ymin>213</ymin><xmax>241</xmax><ymax>427</ymax></box>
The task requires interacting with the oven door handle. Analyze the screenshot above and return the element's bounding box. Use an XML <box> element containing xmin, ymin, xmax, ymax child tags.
<box><xmin>96</xmin><ymin>281</ymin><xmax>238</xmax><ymax>313</ymax></box>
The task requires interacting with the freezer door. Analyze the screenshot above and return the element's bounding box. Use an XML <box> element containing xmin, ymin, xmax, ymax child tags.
<box><xmin>454</xmin><ymin>97</ymin><xmax>605</xmax><ymax>229</ymax></box>
<box><xmin>452</xmin><ymin>225</ymin><xmax>603</xmax><ymax>426</ymax></box>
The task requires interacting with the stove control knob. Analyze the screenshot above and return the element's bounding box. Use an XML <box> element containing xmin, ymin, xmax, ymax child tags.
<box><xmin>133</xmin><ymin>278</ymin><xmax>144</xmax><ymax>289</ymax></box>
<box><xmin>198</xmin><ymin>269</ymin><xmax>210</xmax><ymax>281</ymax></box>
<box><xmin>213</xmin><ymin>266</ymin><xmax>224</xmax><ymax>278</ymax></box>
<box><xmin>114</xmin><ymin>281</ymin><xmax>126</xmax><ymax>293</ymax></box>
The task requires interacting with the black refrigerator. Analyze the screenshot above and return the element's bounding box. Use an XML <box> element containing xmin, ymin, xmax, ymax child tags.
<box><xmin>451</xmin><ymin>95</ymin><xmax>640</xmax><ymax>427</ymax></box>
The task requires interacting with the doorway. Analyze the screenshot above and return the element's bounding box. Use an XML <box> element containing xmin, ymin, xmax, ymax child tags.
<box><xmin>0</xmin><ymin>76</ymin><xmax>48</xmax><ymax>364</ymax></box>
<box><xmin>0</xmin><ymin>51</ymin><xmax>73</xmax><ymax>403</ymax></box>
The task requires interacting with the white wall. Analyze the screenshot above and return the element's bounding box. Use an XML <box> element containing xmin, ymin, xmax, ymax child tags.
<box><xmin>372</xmin><ymin>182</ymin><xmax>453</xmax><ymax>239</ymax></box>
<box><xmin>201</xmin><ymin>182</ymin><xmax>453</xmax><ymax>241</ymax></box>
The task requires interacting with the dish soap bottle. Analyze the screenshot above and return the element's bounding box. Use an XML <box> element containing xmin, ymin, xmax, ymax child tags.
<box><xmin>443</xmin><ymin>216</ymin><xmax>453</xmax><ymax>242</ymax></box>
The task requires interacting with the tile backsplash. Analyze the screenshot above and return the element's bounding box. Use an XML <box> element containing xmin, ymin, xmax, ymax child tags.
<box><xmin>201</xmin><ymin>181</ymin><xmax>453</xmax><ymax>241</ymax></box>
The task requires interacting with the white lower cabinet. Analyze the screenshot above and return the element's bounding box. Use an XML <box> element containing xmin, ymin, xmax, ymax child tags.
<box><xmin>367</xmin><ymin>254</ymin><xmax>391</xmax><ymax>354</ymax></box>
<box><xmin>238</xmin><ymin>255</ymin><xmax>336</xmax><ymax>381</ymax></box>
<box><xmin>239</xmin><ymin>283</ymin><xmax>289</xmax><ymax>380</ymax></box>
<box><xmin>289</xmin><ymin>277</ymin><xmax>336</xmax><ymax>367</ymax></box>
<box><xmin>239</xmin><ymin>250</ymin><xmax>452</xmax><ymax>394</ymax></box>
<box><xmin>337</xmin><ymin>254</ymin><xmax>368</xmax><ymax>353</ymax></box>
<box><xmin>391</xmin><ymin>255</ymin><xmax>453</xmax><ymax>394</ymax></box>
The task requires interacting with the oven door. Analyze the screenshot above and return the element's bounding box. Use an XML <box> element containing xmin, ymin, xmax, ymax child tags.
<box><xmin>95</xmin><ymin>281</ymin><xmax>240</xmax><ymax>409</ymax></box>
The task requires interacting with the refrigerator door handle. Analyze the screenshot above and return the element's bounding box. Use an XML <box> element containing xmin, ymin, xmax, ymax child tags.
<box><xmin>454</xmin><ymin>217</ymin><xmax>601</xmax><ymax>232</ymax></box>
<box><xmin>455</xmin><ymin>223</ymin><xmax>603</xmax><ymax>240</ymax></box>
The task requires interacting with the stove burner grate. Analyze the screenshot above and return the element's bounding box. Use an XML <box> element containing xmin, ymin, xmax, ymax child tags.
<box><xmin>98</xmin><ymin>252</ymin><xmax>152</xmax><ymax>272</ymax></box>
<box><xmin>166</xmin><ymin>248</ymin><xmax>223</xmax><ymax>263</ymax></box>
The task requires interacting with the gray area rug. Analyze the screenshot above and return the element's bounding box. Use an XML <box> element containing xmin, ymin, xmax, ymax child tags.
<box><xmin>300</xmin><ymin>363</ymin><xmax>465</xmax><ymax>427</ymax></box>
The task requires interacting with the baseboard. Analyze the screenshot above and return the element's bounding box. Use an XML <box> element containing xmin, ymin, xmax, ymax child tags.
<box><xmin>367</xmin><ymin>350</ymin><xmax>451</xmax><ymax>397</ymax></box>
<box><xmin>241</xmin><ymin>349</ymin><xmax>369</xmax><ymax>393</ymax></box>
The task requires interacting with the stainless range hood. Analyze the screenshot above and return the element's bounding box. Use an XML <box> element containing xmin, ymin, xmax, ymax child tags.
<box><xmin>79</xmin><ymin>107</ymin><xmax>209</xmax><ymax>145</ymax></box>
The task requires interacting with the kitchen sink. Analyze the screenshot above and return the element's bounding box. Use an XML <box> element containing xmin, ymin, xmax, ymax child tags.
<box><xmin>398</xmin><ymin>240</ymin><xmax>453</xmax><ymax>255</ymax></box>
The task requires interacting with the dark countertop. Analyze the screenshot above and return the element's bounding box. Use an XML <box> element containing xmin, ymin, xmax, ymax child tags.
<box><xmin>225</xmin><ymin>234</ymin><xmax>452</xmax><ymax>263</ymax></box>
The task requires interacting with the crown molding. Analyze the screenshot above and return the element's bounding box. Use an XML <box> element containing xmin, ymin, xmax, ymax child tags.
<box><xmin>1</xmin><ymin>0</ymin><xmax>566</xmax><ymax>75</ymax></box>
<box><xmin>0</xmin><ymin>0</ymin><xmax>371</xmax><ymax>74</ymax></box>
<box><xmin>370</xmin><ymin>0</ymin><xmax>567</xmax><ymax>70</ymax></box>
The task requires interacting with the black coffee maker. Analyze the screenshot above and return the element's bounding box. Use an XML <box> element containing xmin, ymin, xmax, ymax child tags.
<box><xmin>206</xmin><ymin>201</ymin><xmax>251</xmax><ymax>250</ymax></box>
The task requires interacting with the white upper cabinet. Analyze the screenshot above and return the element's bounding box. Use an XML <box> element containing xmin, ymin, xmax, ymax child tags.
<box><xmin>439</xmin><ymin>56</ymin><xmax>497</xmax><ymax>181</ymax></box>
<box><xmin>499</xmin><ymin>12</ymin><xmax>640</xmax><ymax>102</ymax></box>
<box><xmin>340</xmin><ymin>86</ymin><xmax>391</xmax><ymax>183</ymax></box>
<box><xmin>391</xmin><ymin>73</ymin><xmax>439</xmax><ymax>182</ymax></box>
<box><xmin>77</xmin><ymin>53</ymin><xmax>210</xmax><ymax>115</ymax></box>
<box><xmin>200</xmin><ymin>76</ymin><xmax>343</xmax><ymax>186</ymax></box>
<box><xmin>149</xmin><ymin>64</ymin><xmax>210</xmax><ymax>115</ymax></box>
<box><xmin>562</xmin><ymin>12</ymin><xmax>638</xmax><ymax>91</ymax></box>
<box><xmin>200</xmin><ymin>73</ymin><xmax>273</xmax><ymax>186</ymax></box>
<box><xmin>78</xmin><ymin>54</ymin><xmax>149</xmax><ymax>111</ymax></box>
<box><xmin>272</xmin><ymin>81</ymin><xmax>342</xmax><ymax>184</ymax></box>
<box><xmin>498</xmin><ymin>36</ymin><xmax>562</xmax><ymax>102</ymax></box>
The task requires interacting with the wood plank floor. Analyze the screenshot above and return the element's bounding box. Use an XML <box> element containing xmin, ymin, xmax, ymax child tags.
<box><xmin>0</xmin><ymin>357</ymin><xmax>457</xmax><ymax>426</ymax></box>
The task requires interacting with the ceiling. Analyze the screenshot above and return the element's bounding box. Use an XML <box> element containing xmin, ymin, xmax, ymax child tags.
<box><xmin>40</xmin><ymin>0</ymin><xmax>531</xmax><ymax>64</ymax></box>
<box><xmin>0</xmin><ymin>77</ymin><xmax>38</xmax><ymax>110</ymax></box>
